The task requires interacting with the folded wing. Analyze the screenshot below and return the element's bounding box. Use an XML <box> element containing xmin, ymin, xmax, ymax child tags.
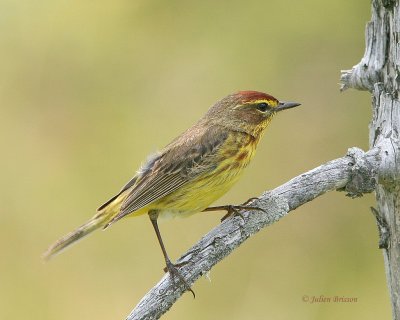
<box><xmin>105</xmin><ymin>127</ymin><xmax>229</xmax><ymax>227</ymax></box>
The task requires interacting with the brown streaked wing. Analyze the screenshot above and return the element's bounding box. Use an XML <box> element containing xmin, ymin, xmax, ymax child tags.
<box><xmin>97</xmin><ymin>153</ymin><xmax>163</xmax><ymax>211</ymax></box>
<box><xmin>109</xmin><ymin>128</ymin><xmax>229</xmax><ymax>224</ymax></box>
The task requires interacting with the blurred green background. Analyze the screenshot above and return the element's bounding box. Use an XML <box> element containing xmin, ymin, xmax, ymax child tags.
<box><xmin>0</xmin><ymin>0</ymin><xmax>391</xmax><ymax>319</ymax></box>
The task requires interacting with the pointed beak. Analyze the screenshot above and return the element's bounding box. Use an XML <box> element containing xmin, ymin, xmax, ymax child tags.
<box><xmin>276</xmin><ymin>101</ymin><xmax>301</xmax><ymax>112</ymax></box>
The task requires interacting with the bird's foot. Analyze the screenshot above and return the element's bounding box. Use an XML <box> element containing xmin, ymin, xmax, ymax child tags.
<box><xmin>203</xmin><ymin>197</ymin><xmax>265</xmax><ymax>222</ymax></box>
<box><xmin>164</xmin><ymin>259</ymin><xmax>195</xmax><ymax>298</ymax></box>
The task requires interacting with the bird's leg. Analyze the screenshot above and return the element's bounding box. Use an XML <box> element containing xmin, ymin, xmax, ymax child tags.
<box><xmin>203</xmin><ymin>197</ymin><xmax>265</xmax><ymax>222</ymax></box>
<box><xmin>148</xmin><ymin>211</ymin><xmax>195</xmax><ymax>298</ymax></box>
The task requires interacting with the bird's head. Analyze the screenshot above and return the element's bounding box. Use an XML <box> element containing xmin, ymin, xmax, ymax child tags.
<box><xmin>204</xmin><ymin>90</ymin><xmax>300</xmax><ymax>137</ymax></box>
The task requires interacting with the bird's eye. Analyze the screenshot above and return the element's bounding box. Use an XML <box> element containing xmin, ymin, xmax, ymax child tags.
<box><xmin>256</xmin><ymin>102</ymin><xmax>269</xmax><ymax>112</ymax></box>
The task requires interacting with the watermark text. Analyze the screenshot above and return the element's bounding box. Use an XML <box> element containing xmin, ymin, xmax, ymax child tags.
<box><xmin>302</xmin><ymin>295</ymin><xmax>358</xmax><ymax>304</ymax></box>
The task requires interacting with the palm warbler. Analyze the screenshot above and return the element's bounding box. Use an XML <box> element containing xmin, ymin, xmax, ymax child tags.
<box><xmin>44</xmin><ymin>90</ymin><xmax>300</xmax><ymax>295</ymax></box>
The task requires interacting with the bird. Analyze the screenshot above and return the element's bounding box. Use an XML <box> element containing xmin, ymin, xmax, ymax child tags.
<box><xmin>43</xmin><ymin>90</ymin><xmax>300</xmax><ymax>296</ymax></box>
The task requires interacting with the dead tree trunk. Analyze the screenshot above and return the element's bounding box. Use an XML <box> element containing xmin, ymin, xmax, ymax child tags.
<box><xmin>341</xmin><ymin>1</ymin><xmax>400</xmax><ymax>319</ymax></box>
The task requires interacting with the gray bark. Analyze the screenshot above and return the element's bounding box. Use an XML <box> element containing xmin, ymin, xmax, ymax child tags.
<box><xmin>127</xmin><ymin>148</ymin><xmax>379</xmax><ymax>320</ymax></box>
<box><xmin>341</xmin><ymin>0</ymin><xmax>400</xmax><ymax>319</ymax></box>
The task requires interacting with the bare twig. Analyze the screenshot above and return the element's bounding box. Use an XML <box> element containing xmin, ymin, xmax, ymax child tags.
<box><xmin>126</xmin><ymin>147</ymin><xmax>379</xmax><ymax>320</ymax></box>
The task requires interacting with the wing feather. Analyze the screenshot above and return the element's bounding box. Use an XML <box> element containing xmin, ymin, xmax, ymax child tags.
<box><xmin>122</xmin><ymin>174</ymin><xmax>185</xmax><ymax>212</ymax></box>
<box><xmin>108</xmin><ymin>127</ymin><xmax>229</xmax><ymax>225</ymax></box>
<box><xmin>97</xmin><ymin>153</ymin><xmax>162</xmax><ymax>211</ymax></box>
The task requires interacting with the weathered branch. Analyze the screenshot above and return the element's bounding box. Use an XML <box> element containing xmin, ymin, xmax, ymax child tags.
<box><xmin>340</xmin><ymin>1</ymin><xmax>397</xmax><ymax>93</ymax></box>
<box><xmin>127</xmin><ymin>147</ymin><xmax>379</xmax><ymax>320</ymax></box>
<box><xmin>341</xmin><ymin>1</ymin><xmax>400</xmax><ymax>319</ymax></box>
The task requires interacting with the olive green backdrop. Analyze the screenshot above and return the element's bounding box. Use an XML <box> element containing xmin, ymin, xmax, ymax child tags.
<box><xmin>0</xmin><ymin>1</ymin><xmax>390</xmax><ymax>319</ymax></box>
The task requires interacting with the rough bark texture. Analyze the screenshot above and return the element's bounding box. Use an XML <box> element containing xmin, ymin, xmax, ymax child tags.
<box><xmin>127</xmin><ymin>148</ymin><xmax>379</xmax><ymax>320</ymax></box>
<box><xmin>341</xmin><ymin>1</ymin><xmax>400</xmax><ymax>319</ymax></box>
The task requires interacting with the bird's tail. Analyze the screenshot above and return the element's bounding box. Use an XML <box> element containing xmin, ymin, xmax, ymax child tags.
<box><xmin>42</xmin><ymin>212</ymin><xmax>110</xmax><ymax>261</ymax></box>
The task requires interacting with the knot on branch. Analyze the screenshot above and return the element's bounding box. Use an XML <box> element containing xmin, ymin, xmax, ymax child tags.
<box><xmin>342</xmin><ymin>147</ymin><xmax>378</xmax><ymax>197</ymax></box>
